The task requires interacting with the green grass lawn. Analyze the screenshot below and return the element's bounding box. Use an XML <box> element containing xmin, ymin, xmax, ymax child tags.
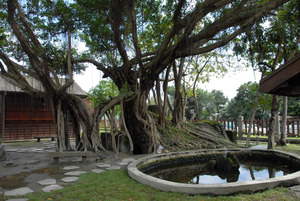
<box><xmin>243</xmin><ymin>134</ymin><xmax>300</xmax><ymax>139</ymax></box>
<box><xmin>3</xmin><ymin>144</ymin><xmax>300</xmax><ymax>201</ymax></box>
<box><xmin>21</xmin><ymin>170</ymin><xmax>299</xmax><ymax>201</ymax></box>
<box><xmin>276</xmin><ymin>143</ymin><xmax>300</xmax><ymax>155</ymax></box>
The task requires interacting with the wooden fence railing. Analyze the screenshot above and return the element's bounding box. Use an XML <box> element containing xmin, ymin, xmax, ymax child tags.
<box><xmin>219</xmin><ymin>118</ymin><xmax>300</xmax><ymax>137</ymax></box>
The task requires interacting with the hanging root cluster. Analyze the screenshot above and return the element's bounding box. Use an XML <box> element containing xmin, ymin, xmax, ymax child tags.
<box><xmin>158</xmin><ymin>120</ymin><xmax>236</xmax><ymax>152</ymax></box>
<box><xmin>133</xmin><ymin>91</ymin><xmax>161</xmax><ymax>153</ymax></box>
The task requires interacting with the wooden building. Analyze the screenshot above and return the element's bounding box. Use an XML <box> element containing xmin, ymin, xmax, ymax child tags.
<box><xmin>259</xmin><ymin>53</ymin><xmax>300</xmax><ymax>96</ymax></box>
<box><xmin>0</xmin><ymin>75</ymin><xmax>87</xmax><ymax>141</ymax></box>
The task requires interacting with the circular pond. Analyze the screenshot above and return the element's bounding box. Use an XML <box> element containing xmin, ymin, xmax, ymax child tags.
<box><xmin>128</xmin><ymin>149</ymin><xmax>300</xmax><ymax>195</ymax></box>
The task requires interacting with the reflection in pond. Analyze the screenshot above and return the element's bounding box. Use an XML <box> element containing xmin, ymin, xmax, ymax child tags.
<box><xmin>145</xmin><ymin>160</ymin><xmax>293</xmax><ymax>185</ymax></box>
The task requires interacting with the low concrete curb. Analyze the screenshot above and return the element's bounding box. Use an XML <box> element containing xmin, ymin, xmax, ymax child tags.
<box><xmin>128</xmin><ymin>149</ymin><xmax>300</xmax><ymax>195</ymax></box>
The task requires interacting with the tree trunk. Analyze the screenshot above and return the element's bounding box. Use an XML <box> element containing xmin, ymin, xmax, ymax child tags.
<box><xmin>249</xmin><ymin>167</ymin><xmax>255</xmax><ymax>180</ymax></box>
<box><xmin>71</xmin><ymin>113</ymin><xmax>81</xmax><ymax>149</ymax></box>
<box><xmin>161</xmin><ymin>65</ymin><xmax>171</xmax><ymax>129</ymax></box>
<box><xmin>107</xmin><ymin>109</ymin><xmax>119</xmax><ymax>153</ymax></box>
<box><xmin>51</xmin><ymin>98</ymin><xmax>72</xmax><ymax>152</ymax></box>
<box><xmin>182</xmin><ymin>83</ymin><xmax>188</xmax><ymax>123</ymax></box>
<box><xmin>278</xmin><ymin>96</ymin><xmax>287</xmax><ymax>146</ymax></box>
<box><xmin>123</xmin><ymin>90</ymin><xmax>160</xmax><ymax>154</ymax></box>
<box><xmin>268</xmin><ymin>168</ymin><xmax>276</xmax><ymax>178</ymax></box>
<box><xmin>155</xmin><ymin>77</ymin><xmax>164</xmax><ymax>127</ymax></box>
<box><xmin>246</xmin><ymin>91</ymin><xmax>261</xmax><ymax>147</ymax></box>
<box><xmin>189</xmin><ymin>58</ymin><xmax>208</xmax><ymax>121</ymax></box>
<box><xmin>62</xmin><ymin>93</ymin><xmax>105</xmax><ymax>152</ymax></box>
<box><xmin>172</xmin><ymin>58</ymin><xmax>185</xmax><ymax>127</ymax></box>
<box><xmin>267</xmin><ymin>94</ymin><xmax>279</xmax><ymax>149</ymax></box>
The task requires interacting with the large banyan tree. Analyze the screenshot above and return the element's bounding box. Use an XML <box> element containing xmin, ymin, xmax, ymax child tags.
<box><xmin>0</xmin><ymin>0</ymin><xmax>289</xmax><ymax>154</ymax></box>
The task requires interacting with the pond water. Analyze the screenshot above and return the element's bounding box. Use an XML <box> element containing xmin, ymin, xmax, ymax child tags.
<box><xmin>144</xmin><ymin>160</ymin><xmax>295</xmax><ymax>184</ymax></box>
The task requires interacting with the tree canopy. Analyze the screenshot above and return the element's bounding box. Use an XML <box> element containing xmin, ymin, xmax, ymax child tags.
<box><xmin>222</xmin><ymin>82</ymin><xmax>272</xmax><ymax>119</ymax></box>
<box><xmin>0</xmin><ymin>0</ymin><xmax>292</xmax><ymax>153</ymax></box>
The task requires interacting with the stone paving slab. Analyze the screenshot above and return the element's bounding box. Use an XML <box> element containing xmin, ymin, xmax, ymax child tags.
<box><xmin>106</xmin><ymin>166</ymin><xmax>121</xmax><ymax>170</ymax></box>
<box><xmin>17</xmin><ymin>149</ymin><xmax>28</xmax><ymax>153</ymax></box>
<box><xmin>122</xmin><ymin>158</ymin><xmax>136</xmax><ymax>162</ymax></box>
<box><xmin>4</xmin><ymin>187</ymin><xmax>34</xmax><ymax>196</ymax></box>
<box><xmin>61</xmin><ymin>177</ymin><xmax>79</xmax><ymax>183</ymax></box>
<box><xmin>6</xmin><ymin>199</ymin><xmax>29</xmax><ymax>201</ymax></box>
<box><xmin>92</xmin><ymin>169</ymin><xmax>105</xmax><ymax>174</ymax></box>
<box><xmin>31</xmin><ymin>148</ymin><xmax>44</xmax><ymax>151</ymax></box>
<box><xmin>97</xmin><ymin>163</ymin><xmax>111</xmax><ymax>168</ymax></box>
<box><xmin>64</xmin><ymin>170</ymin><xmax>87</xmax><ymax>176</ymax></box>
<box><xmin>250</xmin><ymin>145</ymin><xmax>267</xmax><ymax>149</ymax></box>
<box><xmin>63</xmin><ymin>166</ymin><xmax>80</xmax><ymax>171</ymax></box>
<box><xmin>38</xmin><ymin>178</ymin><xmax>56</xmax><ymax>186</ymax></box>
<box><xmin>5</xmin><ymin>149</ymin><xmax>18</xmax><ymax>152</ymax></box>
<box><xmin>117</xmin><ymin>161</ymin><xmax>129</xmax><ymax>166</ymax></box>
<box><xmin>42</xmin><ymin>184</ymin><xmax>64</xmax><ymax>192</ymax></box>
<box><xmin>34</xmin><ymin>151</ymin><xmax>45</xmax><ymax>153</ymax></box>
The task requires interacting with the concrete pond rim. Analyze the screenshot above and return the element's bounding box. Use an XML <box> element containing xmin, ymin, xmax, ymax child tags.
<box><xmin>127</xmin><ymin>148</ymin><xmax>300</xmax><ymax>195</ymax></box>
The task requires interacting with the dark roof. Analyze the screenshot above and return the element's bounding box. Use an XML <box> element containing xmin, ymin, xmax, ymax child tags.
<box><xmin>258</xmin><ymin>53</ymin><xmax>300</xmax><ymax>96</ymax></box>
<box><xmin>0</xmin><ymin>74</ymin><xmax>88</xmax><ymax>97</ymax></box>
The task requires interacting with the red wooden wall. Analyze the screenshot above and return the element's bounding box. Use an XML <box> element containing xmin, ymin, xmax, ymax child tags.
<box><xmin>2</xmin><ymin>92</ymin><xmax>74</xmax><ymax>140</ymax></box>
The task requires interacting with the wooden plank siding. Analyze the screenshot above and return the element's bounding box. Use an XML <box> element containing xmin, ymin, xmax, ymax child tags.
<box><xmin>2</xmin><ymin>92</ymin><xmax>74</xmax><ymax>140</ymax></box>
<box><xmin>259</xmin><ymin>53</ymin><xmax>300</xmax><ymax>96</ymax></box>
<box><xmin>0</xmin><ymin>75</ymin><xmax>87</xmax><ymax>141</ymax></box>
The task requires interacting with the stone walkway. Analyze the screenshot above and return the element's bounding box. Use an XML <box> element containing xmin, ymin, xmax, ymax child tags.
<box><xmin>3</xmin><ymin>158</ymin><xmax>136</xmax><ymax>200</ymax></box>
<box><xmin>250</xmin><ymin>145</ymin><xmax>268</xmax><ymax>149</ymax></box>
<box><xmin>0</xmin><ymin>141</ymin><xmax>137</xmax><ymax>200</ymax></box>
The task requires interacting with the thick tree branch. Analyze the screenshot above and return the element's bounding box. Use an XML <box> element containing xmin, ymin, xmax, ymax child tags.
<box><xmin>14</xmin><ymin>0</ymin><xmax>45</xmax><ymax>56</ymax></box>
<box><xmin>176</xmin><ymin>0</ymin><xmax>289</xmax><ymax>58</ymax></box>
<box><xmin>0</xmin><ymin>51</ymin><xmax>43</xmax><ymax>96</ymax></box>
<box><xmin>176</xmin><ymin>0</ymin><xmax>235</xmax><ymax>50</ymax></box>
<box><xmin>289</xmin><ymin>36</ymin><xmax>300</xmax><ymax>59</ymax></box>
<box><xmin>173</xmin><ymin>0</ymin><xmax>186</xmax><ymax>23</ymax></box>
<box><xmin>73</xmin><ymin>58</ymin><xmax>111</xmax><ymax>77</ymax></box>
<box><xmin>14</xmin><ymin>0</ymin><xmax>51</xmax><ymax>76</ymax></box>
<box><xmin>111</xmin><ymin>0</ymin><xmax>130</xmax><ymax>72</ymax></box>
<box><xmin>7</xmin><ymin>0</ymin><xmax>55</xmax><ymax>89</ymax></box>
<box><xmin>73</xmin><ymin>58</ymin><xmax>126</xmax><ymax>88</ymax></box>
<box><xmin>271</xmin><ymin>38</ymin><xmax>283</xmax><ymax>70</ymax></box>
<box><xmin>129</xmin><ymin>0</ymin><xmax>144</xmax><ymax>72</ymax></box>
